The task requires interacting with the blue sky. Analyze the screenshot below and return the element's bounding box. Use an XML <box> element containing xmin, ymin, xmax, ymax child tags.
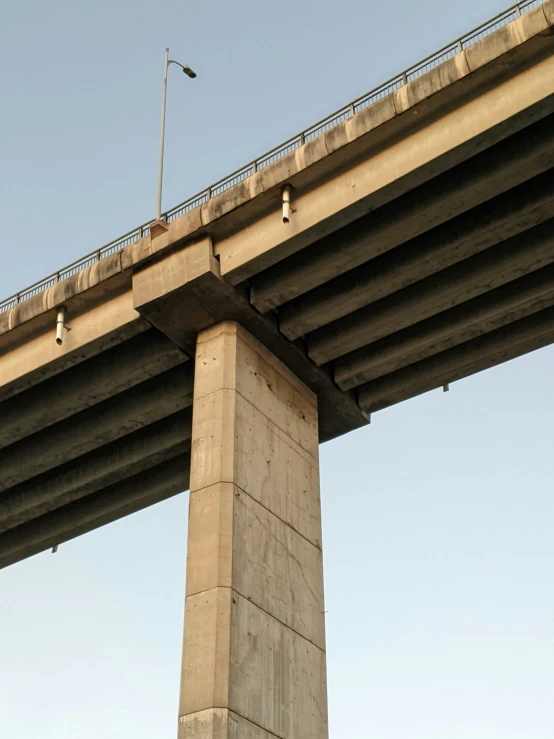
<box><xmin>1</xmin><ymin>1</ymin><xmax>553</xmax><ymax>737</ymax></box>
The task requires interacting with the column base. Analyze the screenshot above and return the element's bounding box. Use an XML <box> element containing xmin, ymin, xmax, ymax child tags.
<box><xmin>180</xmin><ymin>708</ymin><xmax>281</xmax><ymax>739</ymax></box>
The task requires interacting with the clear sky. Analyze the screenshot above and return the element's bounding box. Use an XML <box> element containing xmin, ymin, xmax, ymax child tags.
<box><xmin>1</xmin><ymin>0</ymin><xmax>553</xmax><ymax>737</ymax></box>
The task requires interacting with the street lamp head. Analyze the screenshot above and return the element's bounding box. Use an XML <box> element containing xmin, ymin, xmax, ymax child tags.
<box><xmin>182</xmin><ymin>65</ymin><xmax>197</xmax><ymax>79</ymax></box>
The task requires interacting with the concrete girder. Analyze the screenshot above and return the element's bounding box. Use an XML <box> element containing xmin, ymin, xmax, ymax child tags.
<box><xmin>307</xmin><ymin>218</ymin><xmax>554</xmax><ymax>365</ymax></box>
<box><xmin>0</xmin><ymin>289</ymin><xmax>147</xmax><ymax>403</ymax></box>
<box><xmin>248</xmin><ymin>101</ymin><xmax>554</xmax><ymax>314</ymax></box>
<box><xmin>0</xmin><ymin>329</ymin><xmax>187</xmax><ymax>450</ymax></box>
<box><xmin>357</xmin><ymin>306</ymin><xmax>554</xmax><ymax>413</ymax></box>
<box><xmin>0</xmin><ymin>364</ymin><xmax>194</xmax><ymax>493</ymax></box>
<box><xmin>278</xmin><ymin>169</ymin><xmax>554</xmax><ymax>341</ymax></box>
<box><xmin>335</xmin><ymin>264</ymin><xmax>554</xmax><ymax>389</ymax></box>
<box><xmin>0</xmin><ymin>455</ymin><xmax>191</xmax><ymax>570</ymax></box>
<box><xmin>0</xmin><ymin>409</ymin><xmax>193</xmax><ymax>534</ymax></box>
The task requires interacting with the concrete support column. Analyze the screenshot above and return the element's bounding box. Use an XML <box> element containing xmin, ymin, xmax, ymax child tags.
<box><xmin>178</xmin><ymin>322</ymin><xmax>328</xmax><ymax>739</ymax></box>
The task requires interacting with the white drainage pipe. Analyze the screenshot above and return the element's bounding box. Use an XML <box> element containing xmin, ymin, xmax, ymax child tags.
<box><xmin>282</xmin><ymin>185</ymin><xmax>292</xmax><ymax>223</ymax></box>
<box><xmin>56</xmin><ymin>307</ymin><xmax>66</xmax><ymax>346</ymax></box>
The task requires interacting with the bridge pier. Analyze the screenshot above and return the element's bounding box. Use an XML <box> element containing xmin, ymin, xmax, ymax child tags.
<box><xmin>178</xmin><ymin>321</ymin><xmax>328</xmax><ymax>738</ymax></box>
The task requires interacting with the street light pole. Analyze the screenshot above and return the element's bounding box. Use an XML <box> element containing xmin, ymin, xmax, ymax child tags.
<box><xmin>156</xmin><ymin>48</ymin><xmax>170</xmax><ymax>222</ymax></box>
<box><xmin>155</xmin><ymin>47</ymin><xmax>197</xmax><ymax>224</ymax></box>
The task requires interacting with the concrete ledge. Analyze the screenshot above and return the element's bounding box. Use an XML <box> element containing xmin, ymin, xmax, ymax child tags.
<box><xmin>179</xmin><ymin>708</ymin><xmax>280</xmax><ymax>739</ymax></box>
<box><xmin>544</xmin><ymin>0</ymin><xmax>554</xmax><ymax>25</ymax></box>
<box><xmin>466</xmin><ymin>4</ymin><xmax>551</xmax><ymax>72</ymax></box>
<box><xmin>133</xmin><ymin>238</ymin><xmax>368</xmax><ymax>442</ymax></box>
<box><xmin>393</xmin><ymin>53</ymin><xmax>470</xmax><ymax>114</ymax></box>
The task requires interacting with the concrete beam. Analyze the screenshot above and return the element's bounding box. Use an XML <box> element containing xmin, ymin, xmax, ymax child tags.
<box><xmin>335</xmin><ymin>264</ymin><xmax>554</xmax><ymax>389</ymax></box>
<box><xmin>0</xmin><ymin>409</ymin><xmax>192</xmax><ymax>534</ymax></box>
<box><xmin>308</xmin><ymin>218</ymin><xmax>554</xmax><ymax>365</ymax></box>
<box><xmin>133</xmin><ymin>238</ymin><xmax>368</xmax><ymax>443</ymax></box>
<box><xmin>0</xmin><ymin>364</ymin><xmax>194</xmax><ymax>492</ymax></box>
<box><xmin>357</xmin><ymin>305</ymin><xmax>554</xmax><ymax>413</ymax></box>
<box><xmin>0</xmin><ymin>289</ymin><xmax>147</xmax><ymax>403</ymax></box>
<box><xmin>0</xmin><ymin>455</ymin><xmax>190</xmax><ymax>570</ymax></box>
<box><xmin>223</xmin><ymin>54</ymin><xmax>554</xmax><ymax>293</ymax></box>
<box><xmin>252</xmin><ymin>112</ymin><xmax>554</xmax><ymax>315</ymax></box>
<box><xmin>0</xmin><ymin>329</ymin><xmax>187</xmax><ymax>450</ymax></box>
<box><xmin>278</xmin><ymin>170</ymin><xmax>554</xmax><ymax>341</ymax></box>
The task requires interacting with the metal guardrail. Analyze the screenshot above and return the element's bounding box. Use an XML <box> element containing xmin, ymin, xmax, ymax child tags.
<box><xmin>0</xmin><ymin>0</ymin><xmax>545</xmax><ymax>315</ymax></box>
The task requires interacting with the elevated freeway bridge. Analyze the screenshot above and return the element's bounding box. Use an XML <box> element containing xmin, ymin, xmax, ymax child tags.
<box><xmin>1</xmin><ymin>3</ymin><xmax>554</xmax><ymax>736</ymax></box>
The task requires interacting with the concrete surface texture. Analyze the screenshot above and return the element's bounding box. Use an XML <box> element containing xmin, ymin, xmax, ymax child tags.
<box><xmin>179</xmin><ymin>322</ymin><xmax>327</xmax><ymax>738</ymax></box>
<box><xmin>0</xmin><ymin>2</ymin><xmax>554</xmax><ymax>567</ymax></box>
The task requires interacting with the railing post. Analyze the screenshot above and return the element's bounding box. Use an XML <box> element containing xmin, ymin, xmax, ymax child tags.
<box><xmin>300</xmin><ymin>132</ymin><xmax>305</xmax><ymax>145</ymax></box>
<box><xmin>402</xmin><ymin>71</ymin><xmax>408</xmax><ymax>85</ymax></box>
<box><xmin>252</xmin><ymin>160</ymin><xmax>258</xmax><ymax>174</ymax></box>
<box><xmin>207</xmin><ymin>187</ymin><xmax>212</xmax><ymax>200</ymax></box>
<box><xmin>515</xmin><ymin>4</ymin><xmax>521</xmax><ymax>16</ymax></box>
<box><xmin>349</xmin><ymin>103</ymin><xmax>355</xmax><ymax>117</ymax></box>
<box><xmin>457</xmin><ymin>38</ymin><xmax>463</xmax><ymax>52</ymax></box>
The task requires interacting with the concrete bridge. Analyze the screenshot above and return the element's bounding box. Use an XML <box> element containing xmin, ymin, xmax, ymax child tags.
<box><xmin>1</xmin><ymin>2</ymin><xmax>554</xmax><ymax>736</ymax></box>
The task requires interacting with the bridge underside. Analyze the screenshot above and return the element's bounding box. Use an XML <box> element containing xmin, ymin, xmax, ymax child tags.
<box><xmin>254</xmin><ymin>112</ymin><xmax>554</xmax><ymax>415</ymax></box>
<box><xmin>0</xmin><ymin>329</ymin><xmax>193</xmax><ymax>568</ymax></box>
<box><xmin>2</xmin><ymin>9</ymin><xmax>554</xmax><ymax>569</ymax></box>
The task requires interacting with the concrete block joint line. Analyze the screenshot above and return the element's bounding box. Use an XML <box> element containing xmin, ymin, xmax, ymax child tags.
<box><xmin>0</xmin><ymin>0</ymin><xmax>547</xmax><ymax>315</ymax></box>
